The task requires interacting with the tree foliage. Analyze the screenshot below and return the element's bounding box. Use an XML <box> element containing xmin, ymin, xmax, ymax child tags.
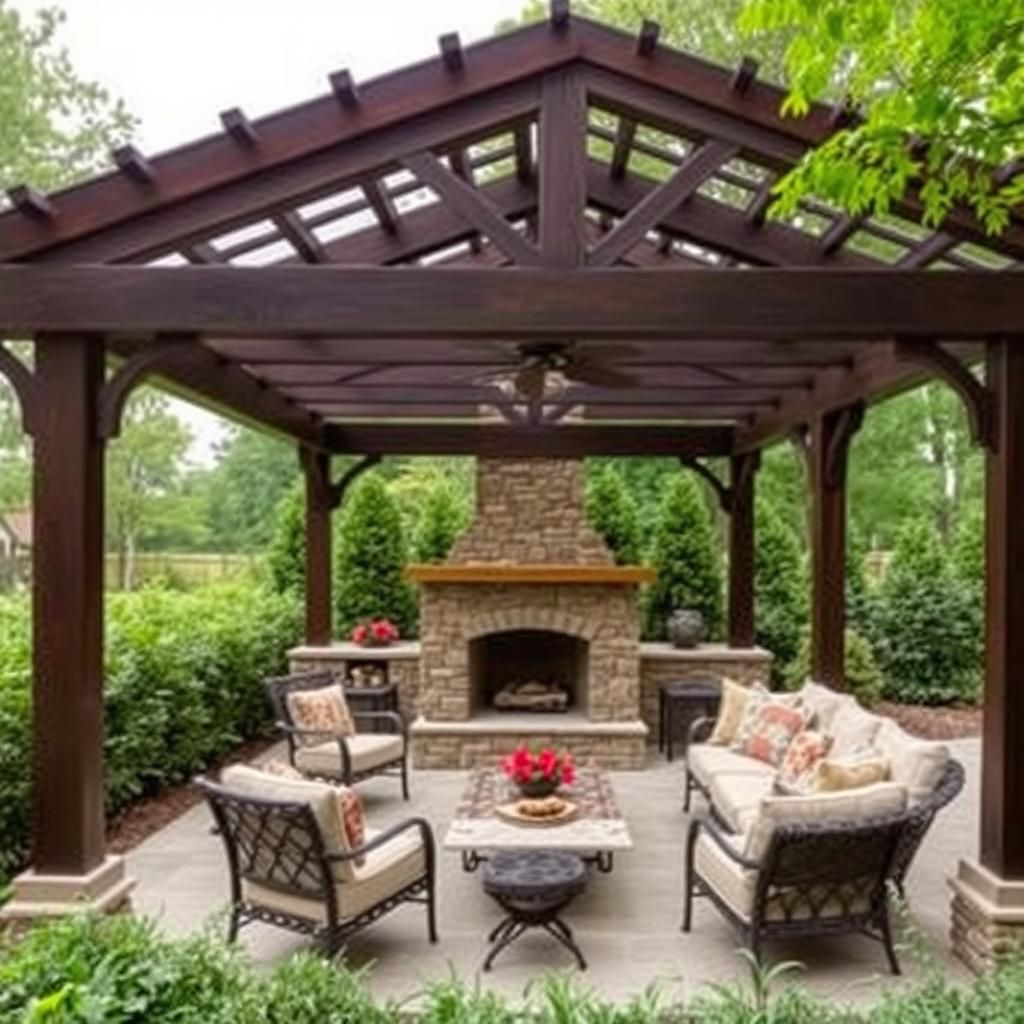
<box><xmin>644</xmin><ymin>473</ymin><xmax>724</xmax><ymax>640</ymax></box>
<box><xmin>412</xmin><ymin>479</ymin><xmax>468</xmax><ymax>563</ymax></box>
<box><xmin>334</xmin><ymin>474</ymin><xmax>417</xmax><ymax>637</ymax></box>
<box><xmin>754</xmin><ymin>498</ymin><xmax>807</xmax><ymax>681</ymax></box>
<box><xmin>740</xmin><ymin>0</ymin><xmax>1024</xmax><ymax>233</ymax></box>
<box><xmin>785</xmin><ymin>628</ymin><xmax>884</xmax><ymax>708</ymax></box>
<box><xmin>267</xmin><ymin>481</ymin><xmax>305</xmax><ymax>594</ymax></box>
<box><xmin>586</xmin><ymin>465</ymin><xmax>642</xmax><ymax>565</ymax></box>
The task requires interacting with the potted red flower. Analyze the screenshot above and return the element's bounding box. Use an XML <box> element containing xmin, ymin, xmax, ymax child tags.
<box><xmin>350</xmin><ymin>618</ymin><xmax>400</xmax><ymax>648</ymax></box>
<box><xmin>500</xmin><ymin>745</ymin><xmax>576</xmax><ymax>798</ymax></box>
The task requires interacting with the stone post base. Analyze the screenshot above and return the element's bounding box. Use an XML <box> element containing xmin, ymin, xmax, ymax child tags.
<box><xmin>950</xmin><ymin>859</ymin><xmax>1024</xmax><ymax>973</ymax></box>
<box><xmin>1</xmin><ymin>855</ymin><xmax>136</xmax><ymax>930</ymax></box>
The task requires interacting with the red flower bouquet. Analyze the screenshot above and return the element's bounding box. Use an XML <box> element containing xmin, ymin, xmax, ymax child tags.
<box><xmin>500</xmin><ymin>745</ymin><xmax>575</xmax><ymax>797</ymax></box>
<box><xmin>350</xmin><ymin>618</ymin><xmax>400</xmax><ymax>647</ymax></box>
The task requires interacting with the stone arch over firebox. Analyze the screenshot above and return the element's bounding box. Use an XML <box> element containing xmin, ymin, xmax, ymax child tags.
<box><xmin>463</xmin><ymin>608</ymin><xmax>597</xmax><ymax>645</ymax></box>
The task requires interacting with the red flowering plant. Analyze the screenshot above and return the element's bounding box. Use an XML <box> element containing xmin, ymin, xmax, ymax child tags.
<box><xmin>500</xmin><ymin>745</ymin><xmax>576</xmax><ymax>796</ymax></box>
<box><xmin>350</xmin><ymin>618</ymin><xmax>400</xmax><ymax>647</ymax></box>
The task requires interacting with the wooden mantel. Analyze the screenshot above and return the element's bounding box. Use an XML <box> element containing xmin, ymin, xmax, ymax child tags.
<box><xmin>406</xmin><ymin>564</ymin><xmax>655</xmax><ymax>584</ymax></box>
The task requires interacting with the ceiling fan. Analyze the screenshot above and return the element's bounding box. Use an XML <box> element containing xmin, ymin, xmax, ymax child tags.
<box><xmin>469</xmin><ymin>341</ymin><xmax>640</xmax><ymax>403</ymax></box>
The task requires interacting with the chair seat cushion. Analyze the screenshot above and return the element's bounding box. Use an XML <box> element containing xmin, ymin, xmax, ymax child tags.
<box><xmin>294</xmin><ymin>733</ymin><xmax>404</xmax><ymax>777</ymax></box>
<box><xmin>693</xmin><ymin>830</ymin><xmax>874</xmax><ymax>924</ymax></box>
<box><xmin>688</xmin><ymin>743</ymin><xmax>776</xmax><ymax>791</ymax></box>
<box><xmin>708</xmin><ymin>771</ymin><xmax>776</xmax><ymax>833</ymax></box>
<box><xmin>241</xmin><ymin>824</ymin><xmax>427</xmax><ymax>923</ymax></box>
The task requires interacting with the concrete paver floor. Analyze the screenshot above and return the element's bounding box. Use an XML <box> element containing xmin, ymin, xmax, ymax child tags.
<box><xmin>128</xmin><ymin>739</ymin><xmax>980</xmax><ymax>1008</ymax></box>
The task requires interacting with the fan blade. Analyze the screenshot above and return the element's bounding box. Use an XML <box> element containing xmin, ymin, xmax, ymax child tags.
<box><xmin>515</xmin><ymin>365</ymin><xmax>548</xmax><ymax>402</ymax></box>
<box><xmin>564</xmin><ymin>362</ymin><xmax>638</xmax><ymax>388</ymax></box>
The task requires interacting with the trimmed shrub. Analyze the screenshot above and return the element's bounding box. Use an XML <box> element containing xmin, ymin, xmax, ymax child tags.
<box><xmin>0</xmin><ymin>583</ymin><xmax>300</xmax><ymax>883</ymax></box>
<box><xmin>754</xmin><ymin>499</ymin><xmax>807</xmax><ymax>683</ymax></box>
<box><xmin>334</xmin><ymin>474</ymin><xmax>417</xmax><ymax>637</ymax></box>
<box><xmin>953</xmin><ymin>509</ymin><xmax>984</xmax><ymax>588</ymax></box>
<box><xmin>644</xmin><ymin>473</ymin><xmax>723</xmax><ymax>640</ymax></box>
<box><xmin>267</xmin><ymin>480</ymin><xmax>305</xmax><ymax>593</ymax></box>
<box><xmin>785</xmin><ymin>628</ymin><xmax>884</xmax><ymax>707</ymax></box>
<box><xmin>866</xmin><ymin>519</ymin><xmax>982</xmax><ymax>705</ymax></box>
<box><xmin>412</xmin><ymin>479</ymin><xmax>468</xmax><ymax>563</ymax></box>
<box><xmin>586</xmin><ymin>465</ymin><xmax>642</xmax><ymax>565</ymax></box>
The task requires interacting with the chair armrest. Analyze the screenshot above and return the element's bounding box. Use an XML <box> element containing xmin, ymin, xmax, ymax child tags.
<box><xmin>327</xmin><ymin>816</ymin><xmax>435</xmax><ymax>865</ymax></box>
<box><xmin>687</xmin><ymin>716</ymin><xmax>716</xmax><ymax>748</ymax></box>
<box><xmin>687</xmin><ymin>815</ymin><xmax>762</xmax><ymax>871</ymax></box>
<box><xmin>351</xmin><ymin>710</ymin><xmax>406</xmax><ymax>738</ymax></box>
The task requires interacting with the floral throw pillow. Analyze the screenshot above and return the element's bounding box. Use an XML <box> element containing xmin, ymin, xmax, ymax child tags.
<box><xmin>775</xmin><ymin>730</ymin><xmax>833</xmax><ymax>794</ymax></box>
<box><xmin>286</xmin><ymin>684</ymin><xmax>355</xmax><ymax>747</ymax></box>
<box><xmin>740</xmin><ymin>702</ymin><xmax>809</xmax><ymax>767</ymax></box>
<box><xmin>335</xmin><ymin>786</ymin><xmax>367</xmax><ymax>867</ymax></box>
<box><xmin>729</xmin><ymin>684</ymin><xmax>771</xmax><ymax>751</ymax></box>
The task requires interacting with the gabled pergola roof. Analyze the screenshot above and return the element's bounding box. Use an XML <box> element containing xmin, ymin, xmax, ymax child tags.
<box><xmin>0</xmin><ymin>8</ymin><xmax>1021</xmax><ymax>457</ymax></box>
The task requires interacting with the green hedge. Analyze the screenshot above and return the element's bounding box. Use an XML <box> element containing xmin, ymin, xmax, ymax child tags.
<box><xmin>0</xmin><ymin>583</ymin><xmax>301</xmax><ymax>882</ymax></box>
<box><xmin>3</xmin><ymin>914</ymin><xmax>1024</xmax><ymax>1023</ymax></box>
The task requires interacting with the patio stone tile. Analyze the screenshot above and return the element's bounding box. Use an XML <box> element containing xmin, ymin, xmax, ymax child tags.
<box><xmin>127</xmin><ymin>738</ymin><xmax>980</xmax><ymax>1006</ymax></box>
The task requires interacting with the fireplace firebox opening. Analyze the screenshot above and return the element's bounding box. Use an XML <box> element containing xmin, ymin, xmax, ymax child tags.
<box><xmin>468</xmin><ymin>629</ymin><xmax>589</xmax><ymax>715</ymax></box>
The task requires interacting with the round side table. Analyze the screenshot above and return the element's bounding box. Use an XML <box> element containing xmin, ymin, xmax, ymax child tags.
<box><xmin>481</xmin><ymin>850</ymin><xmax>588</xmax><ymax>971</ymax></box>
<box><xmin>658</xmin><ymin>678</ymin><xmax>722</xmax><ymax>762</ymax></box>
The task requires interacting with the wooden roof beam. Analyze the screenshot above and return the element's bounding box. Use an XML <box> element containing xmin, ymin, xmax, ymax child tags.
<box><xmin>609</xmin><ymin>116</ymin><xmax>637</xmax><ymax>179</ymax></box>
<box><xmin>550</xmin><ymin>0</ymin><xmax>571</xmax><ymax>31</ymax></box>
<box><xmin>328</xmin><ymin>68</ymin><xmax>360</xmax><ymax>108</ymax></box>
<box><xmin>6</xmin><ymin>185</ymin><xmax>54</xmax><ymax>221</ymax></box>
<box><xmin>731</xmin><ymin>56</ymin><xmax>759</xmax><ymax>95</ymax></box>
<box><xmin>636</xmin><ymin>20</ymin><xmax>660</xmax><ymax>57</ymax></box>
<box><xmin>513</xmin><ymin>123</ymin><xmax>533</xmax><ymax>182</ymax></box>
<box><xmin>220</xmin><ymin>107</ymin><xmax>258</xmax><ymax>148</ymax></box>
<box><xmin>438</xmin><ymin>33</ymin><xmax>464</xmax><ymax>74</ymax></box>
<box><xmin>361</xmin><ymin>179</ymin><xmax>399</xmax><ymax>234</ymax></box>
<box><xmin>820</xmin><ymin>213</ymin><xmax>863</xmax><ymax>255</ymax></box>
<box><xmin>274</xmin><ymin>211</ymin><xmax>327</xmax><ymax>263</ymax></box>
<box><xmin>113</xmin><ymin>145</ymin><xmax>155</xmax><ymax>185</ymax></box>
<box><xmin>539</xmin><ymin>68</ymin><xmax>588</xmax><ymax>264</ymax></box>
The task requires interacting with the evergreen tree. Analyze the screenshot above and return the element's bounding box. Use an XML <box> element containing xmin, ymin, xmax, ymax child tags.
<box><xmin>867</xmin><ymin>518</ymin><xmax>981</xmax><ymax>705</ymax></box>
<box><xmin>413</xmin><ymin>480</ymin><xmax>468</xmax><ymax>563</ymax></box>
<box><xmin>334</xmin><ymin>475</ymin><xmax>417</xmax><ymax>637</ymax></box>
<box><xmin>585</xmin><ymin>465</ymin><xmax>642</xmax><ymax>565</ymax></box>
<box><xmin>754</xmin><ymin>499</ymin><xmax>808</xmax><ymax>683</ymax></box>
<box><xmin>644</xmin><ymin>474</ymin><xmax>724</xmax><ymax>640</ymax></box>
<box><xmin>267</xmin><ymin>481</ymin><xmax>304</xmax><ymax>593</ymax></box>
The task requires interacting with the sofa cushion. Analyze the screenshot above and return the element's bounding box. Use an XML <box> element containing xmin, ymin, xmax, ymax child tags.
<box><xmin>829</xmin><ymin>699</ymin><xmax>883</xmax><ymax>758</ymax></box>
<box><xmin>744</xmin><ymin>781</ymin><xmax>908</xmax><ymax>861</ymax></box>
<box><xmin>294</xmin><ymin>734</ymin><xmax>404</xmax><ymax>777</ymax></box>
<box><xmin>709</xmin><ymin>678</ymin><xmax>751</xmax><ymax>746</ymax></box>
<box><xmin>738</xmin><ymin>702</ymin><xmax>809</xmax><ymax>767</ymax></box>
<box><xmin>286</xmin><ymin>684</ymin><xmax>355</xmax><ymax>745</ymax></box>
<box><xmin>814</xmin><ymin>756</ymin><xmax>890</xmax><ymax>792</ymax></box>
<box><xmin>797</xmin><ymin>681</ymin><xmax>847</xmax><ymax>731</ymax></box>
<box><xmin>687</xmin><ymin>743</ymin><xmax>777</xmax><ymax>791</ymax></box>
<box><xmin>874</xmin><ymin>719</ymin><xmax>950</xmax><ymax>802</ymax></box>
<box><xmin>709</xmin><ymin>772</ymin><xmax>776</xmax><ymax>833</ymax></box>
<box><xmin>776</xmin><ymin>730</ymin><xmax>833</xmax><ymax>794</ymax></box>
<box><xmin>242</xmin><ymin>824</ymin><xmax>427</xmax><ymax>924</ymax></box>
<box><xmin>693</xmin><ymin>830</ymin><xmax>874</xmax><ymax>924</ymax></box>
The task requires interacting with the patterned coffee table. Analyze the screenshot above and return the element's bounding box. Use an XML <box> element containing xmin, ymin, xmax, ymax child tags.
<box><xmin>444</xmin><ymin>764</ymin><xmax>632</xmax><ymax>873</ymax></box>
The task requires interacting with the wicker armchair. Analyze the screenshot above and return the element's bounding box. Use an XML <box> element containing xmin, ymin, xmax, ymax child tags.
<box><xmin>682</xmin><ymin>760</ymin><xmax>965</xmax><ymax>973</ymax></box>
<box><xmin>266</xmin><ymin>671</ymin><xmax>409</xmax><ymax>800</ymax></box>
<box><xmin>198</xmin><ymin>772</ymin><xmax>436</xmax><ymax>955</ymax></box>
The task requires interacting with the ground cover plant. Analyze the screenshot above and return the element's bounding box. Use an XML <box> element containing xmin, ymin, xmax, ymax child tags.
<box><xmin>0</xmin><ymin>581</ymin><xmax>300</xmax><ymax>883</ymax></box>
<box><xmin>3</xmin><ymin>913</ymin><xmax>1024</xmax><ymax>1023</ymax></box>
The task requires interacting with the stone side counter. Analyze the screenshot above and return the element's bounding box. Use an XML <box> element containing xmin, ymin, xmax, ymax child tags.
<box><xmin>638</xmin><ymin>643</ymin><xmax>773</xmax><ymax>738</ymax></box>
<box><xmin>288</xmin><ymin>642</ymin><xmax>421</xmax><ymax>721</ymax></box>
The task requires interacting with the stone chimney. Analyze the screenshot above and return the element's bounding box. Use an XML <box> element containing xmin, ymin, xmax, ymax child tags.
<box><xmin>447</xmin><ymin>458</ymin><xmax>613</xmax><ymax>565</ymax></box>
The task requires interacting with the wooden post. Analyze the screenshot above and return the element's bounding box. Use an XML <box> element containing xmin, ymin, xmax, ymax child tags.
<box><xmin>728</xmin><ymin>451</ymin><xmax>759</xmax><ymax>647</ymax></box>
<box><xmin>31</xmin><ymin>334</ymin><xmax>106</xmax><ymax>874</ymax></box>
<box><xmin>981</xmin><ymin>338</ymin><xmax>1024</xmax><ymax>879</ymax></box>
<box><xmin>301</xmin><ymin>448</ymin><xmax>333</xmax><ymax>646</ymax></box>
<box><xmin>808</xmin><ymin>403</ymin><xmax>863</xmax><ymax>687</ymax></box>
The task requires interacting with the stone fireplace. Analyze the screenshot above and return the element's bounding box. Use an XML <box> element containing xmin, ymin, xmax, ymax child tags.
<box><xmin>408</xmin><ymin>458</ymin><xmax>653</xmax><ymax>768</ymax></box>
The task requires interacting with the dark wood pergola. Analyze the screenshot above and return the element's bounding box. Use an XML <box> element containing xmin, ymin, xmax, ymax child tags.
<box><xmin>0</xmin><ymin>4</ymin><xmax>1021</xmax><ymax>953</ymax></box>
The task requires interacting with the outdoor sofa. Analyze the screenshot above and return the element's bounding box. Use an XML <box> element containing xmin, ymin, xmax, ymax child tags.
<box><xmin>683</xmin><ymin>679</ymin><xmax>964</xmax><ymax>972</ymax></box>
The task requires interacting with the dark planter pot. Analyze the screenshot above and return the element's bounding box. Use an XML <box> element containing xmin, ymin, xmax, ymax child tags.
<box><xmin>517</xmin><ymin>778</ymin><xmax>560</xmax><ymax>798</ymax></box>
<box><xmin>668</xmin><ymin>609</ymin><xmax>706</xmax><ymax>649</ymax></box>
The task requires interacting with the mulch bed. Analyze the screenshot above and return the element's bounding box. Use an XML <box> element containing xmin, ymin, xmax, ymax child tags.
<box><xmin>106</xmin><ymin>736</ymin><xmax>277</xmax><ymax>855</ymax></box>
<box><xmin>875</xmin><ymin>701</ymin><xmax>981</xmax><ymax>741</ymax></box>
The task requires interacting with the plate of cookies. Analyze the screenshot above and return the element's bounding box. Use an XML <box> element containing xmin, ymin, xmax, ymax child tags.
<box><xmin>495</xmin><ymin>796</ymin><xmax>579</xmax><ymax>826</ymax></box>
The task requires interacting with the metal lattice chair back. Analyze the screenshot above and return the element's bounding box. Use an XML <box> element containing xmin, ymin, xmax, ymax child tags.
<box><xmin>265</xmin><ymin>670</ymin><xmax>337</xmax><ymax>730</ymax></box>
<box><xmin>759</xmin><ymin>818</ymin><xmax>904</xmax><ymax>923</ymax></box>
<box><xmin>200</xmin><ymin>778</ymin><xmax>333</xmax><ymax>904</ymax></box>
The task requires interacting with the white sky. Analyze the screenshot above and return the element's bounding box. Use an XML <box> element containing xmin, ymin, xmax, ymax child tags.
<box><xmin>12</xmin><ymin>0</ymin><xmax>524</xmax><ymax>461</ymax></box>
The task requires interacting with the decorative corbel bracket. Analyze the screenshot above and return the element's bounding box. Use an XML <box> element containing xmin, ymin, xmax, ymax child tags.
<box><xmin>895</xmin><ymin>339</ymin><xmax>996</xmax><ymax>451</ymax></box>
<box><xmin>823</xmin><ymin>401</ymin><xmax>864</xmax><ymax>491</ymax></box>
<box><xmin>98</xmin><ymin>336</ymin><xmax>198</xmax><ymax>439</ymax></box>
<box><xmin>328</xmin><ymin>453</ymin><xmax>381</xmax><ymax>510</ymax></box>
<box><xmin>0</xmin><ymin>342</ymin><xmax>38</xmax><ymax>436</ymax></box>
<box><xmin>302</xmin><ymin>449</ymin><xmax>381</xmax><ymax>511</ymax></box>
<box><xmin>679</xmin><ymin>456</ymin><xmax>732</xmax><ymax>513</ymax></box>
<box><xmin>732</xmin><ymin>450</ymin><xmax>761</xmax><ymax>495</ymax></box>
